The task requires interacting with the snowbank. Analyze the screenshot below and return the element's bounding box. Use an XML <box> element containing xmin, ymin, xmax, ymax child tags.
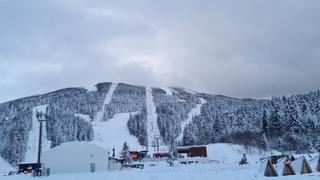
<box><xmin>206</xmin><ymin>143</ymin><xmax>262</xmax><ymax>164</ymax></box>
<box><xmin>0</xmin><ymin>157</ymin><xmax>14</xmax><ymax>173</ymax></box>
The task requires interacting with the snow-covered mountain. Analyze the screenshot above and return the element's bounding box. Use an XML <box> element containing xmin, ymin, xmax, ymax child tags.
<box><xmin>0</xmin><ymin>82</ymin><xmax>319</xmax><ymax>165</ymax></box>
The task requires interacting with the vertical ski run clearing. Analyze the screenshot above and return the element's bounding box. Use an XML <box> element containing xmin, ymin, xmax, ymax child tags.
<box><xmin>24</xmin><ymin>105</ymin><xmax>51</xmax><ymax>162</ymax></box>
<box><xmin>162</xmin><ymin>87</ymin><xmax>173</xmax><ymax>96</ymax></box>
<box><xmin>146</xmin><ymin>87</ymin><xmax>162</xmax><ymax>152</ymax></box>
<box><xmin>94</xmin><ymin>83</ymin><xmax>118</xmax><ymax>122</ymax></box>
<box><xmin>93</xmin><ymin>83</ymin><xmax>118</xmax><ymax>144</ymax></box>
<box><xmin>177</xmin><ymin>98</ymin><xmax>207</xmax><ymax>143</ymax></box>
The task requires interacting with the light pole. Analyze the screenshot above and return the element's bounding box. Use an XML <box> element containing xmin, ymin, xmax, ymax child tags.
<box><xmin>36</xmin><ymin>112</ymin><xmax>47</xmax><ymax>176</ymax></box>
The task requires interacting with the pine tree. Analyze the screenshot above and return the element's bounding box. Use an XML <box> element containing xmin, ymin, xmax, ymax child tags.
<box><xmin>267</xmin><ymin>101</ymin><xmax>283</xmax><ymax>136</ymax></box>
<box><xmin>121</xmin><ymin>142</ymin><xmax>131</xmax><ymax>164</ymax></box>
<box><xmin>315</xmin><ymin>139</ymin><xmax>320</xmax><ymax>153</ymax></box>
<box><xmin>285</xmin><ymin>98</ymin><xmax>303</xmax><ymax>134</ymax></box>
<box><xmin>261</xmin><ymin>108</ymin><xmax>268</xmax><ymax>134</ymax></box>
<box><xmin>262</xmin><ymin>133</ymin><xmax>269</xmax><ymax>151</ymax></box>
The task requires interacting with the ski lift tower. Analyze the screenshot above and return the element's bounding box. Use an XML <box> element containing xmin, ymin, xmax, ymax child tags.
<box><xmin>152</xmin><ymin>135</ymin><xmax>161</xmax><ymax>152</ymax></box>
<box><xmin>36</xmin><ymin>112</ymin><xmax>47</xmax><ymax>176</ymax></box>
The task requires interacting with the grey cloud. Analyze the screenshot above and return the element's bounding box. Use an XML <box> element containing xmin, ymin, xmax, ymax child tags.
<box><xmin>1</xmin><ymin>0</ymin><xmax>320</xmax><ymax>102</ymax></box>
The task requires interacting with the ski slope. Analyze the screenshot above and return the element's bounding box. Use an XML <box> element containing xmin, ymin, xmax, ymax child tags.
<box><xmin>146</xmin><ymin>87</ymin><xmax>163</xmax><ymax>152</ymax></box>
<box><xmin>94</xmin><ymin>83</ymin><xmax>118</xmax><ymax>122</ymax></box>
<box><xmin>24</xmin><ymin>105</ymin><xmax>51</xmax><ymax>163</ymax></box>
<box><xmin>177</xmin><ymin>98</ymin><xmax>207</xmax><ymax>143</ymax></box>
<box><xmin>92</xmin><ymin>113</ymin><xmax>142</xmax><ymax>153</ymax></box>
<box><xmin>91</xmin><ymin>83</ymin><xmax>141</xmax><ymax>152</ymax></box>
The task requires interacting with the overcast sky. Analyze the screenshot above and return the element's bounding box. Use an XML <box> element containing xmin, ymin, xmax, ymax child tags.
<box><xmin>1</xmin><ymin>0</ymin><xmax>320</xmax><ymax>103</ymax></box>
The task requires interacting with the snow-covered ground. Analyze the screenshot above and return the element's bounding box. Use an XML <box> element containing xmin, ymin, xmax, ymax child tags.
<box><xmin>3</xmin><ymin>144</ymin><xmax>319</xmax><ymax>179</ymax></box>
<box><xmin>146</xmin><ymin>87</ymin><xmax>163</xmax><ymax>152</ymax></box>
<box><xmin>92</xmin><ymin>113</ymin><xmax>142</xmax><ymax>153</ymax></box>
<box><xmin>177</xmin><ymin>98</ymin><xmax>206</xmax><ymax>143</ymax></box>
<box><xmin>0</xmin><ymin>157</ymin><xmax>14</xmax><ymax>175</ymax></box>
<box><xmin>24</xmin><ymin>105</ymin><xmax>51</xmax><ymax>163</ymax></box>
<box><xmin>207</xmin><ymin>143</ymin><xmax>262</xmax><ymax>164</ymax></box>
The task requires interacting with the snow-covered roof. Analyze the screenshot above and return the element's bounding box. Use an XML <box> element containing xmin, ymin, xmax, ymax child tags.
<box><xmin>309</xmin><ymin>154</ymin><xmax>319</xmax><ymax>171</ymax></box>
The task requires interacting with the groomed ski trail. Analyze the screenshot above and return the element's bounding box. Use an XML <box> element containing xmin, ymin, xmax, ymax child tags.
<box><xmin>92</xmin><ymin>83</ymin><xmax>118</xmax><ymax>145</ymax></box>
<box><xmin>177</xmin><ymin>98</ymin><xmax>207</xmax><ymax>143</ymax></box>
<box><xmin>146</xmin><ymin>87</ymin><xmax>162</xmax><ymax>152</ymax></box>
<box><xmin>24</xmin><ymin>105</ymin><xmax>51</xmax><ymax>163</ymax></box>
<box><xmin>162</xmin><ymin>87</ymin><xmax>173</xmax><ymax>96</ymax></box>
<box><xmin>94</xmin><ymin>83</ymin><xmax>118</xmax><ymax>122</ymax></box>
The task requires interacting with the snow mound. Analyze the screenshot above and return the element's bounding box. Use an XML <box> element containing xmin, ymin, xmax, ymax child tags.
<box><xmin>0</xmin><ymin>156</ymin><xmax>14</xmax><ymax>173</ymax></box>
<box><xmin>207</xmin><ymin>143</ymin><xmax>263</xmax><ymax>164</ymax></box>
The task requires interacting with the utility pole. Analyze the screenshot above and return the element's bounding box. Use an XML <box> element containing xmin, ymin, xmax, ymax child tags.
<box><xmin>153</xmin><ymin>136</ymin><xmax>160</xmax><ymax>151</ymax></box>
<box><xmin>36</xmin><ymin>112</ymin><xmax>46</xmax><ymax>176</ymax></box>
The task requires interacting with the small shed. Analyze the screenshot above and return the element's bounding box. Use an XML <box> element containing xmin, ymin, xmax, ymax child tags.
<box><xmin>177</xmin><ymin>146</ymin><xmax>207</xmax><ymax>158</ymax></box>
<box><xmin>292</xmin><ymin>156</ymin><xmax>312</xmax><ymax>174</ymax></box>
<box><xmin>42</xmin><ymin>142</ymin><xmax>108</xmax><ymax>174</ymax></box>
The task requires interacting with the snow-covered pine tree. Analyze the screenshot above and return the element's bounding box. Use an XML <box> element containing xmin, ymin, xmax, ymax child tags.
<box><xmin>267</xmin><ymin>100</ymin><xmax>283</xmax><ymax>137</ymax></box>
<box><xmin>121</xmin><ymin>142</ymin><xmax>131</xmax><ymax>164</ymax></box>
<box><xmin>261</xmin><ymin>107</ymin><xmax>268</xmax><ymax>134</ymax></box>
<box><xmin>261</xmin><ymin>133</ymin><xmax>269</xmax><ymax>151</ymax></box>
<box><xmin>285</xmin><ymin>97</ymin><xmax>303</xmax><ymax>134</ymax></box>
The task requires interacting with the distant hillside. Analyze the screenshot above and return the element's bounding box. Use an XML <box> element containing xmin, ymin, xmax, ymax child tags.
<box><xmin>0</xmin><ymin>82</ymin><xmax>319</xmax><ymax>165</ymax></box>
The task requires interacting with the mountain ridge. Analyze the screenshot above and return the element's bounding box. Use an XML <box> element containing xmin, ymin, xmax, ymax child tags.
<box><xmin>0</xmin><ymin>82</ymin><xmax>319</xmax><ymax>165</ymax></box>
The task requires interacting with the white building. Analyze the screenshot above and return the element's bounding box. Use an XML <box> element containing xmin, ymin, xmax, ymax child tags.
<box><xmin>42</xmin><ymin>142</ymin><xmax>108</xmax><ymax>174</ymax></box>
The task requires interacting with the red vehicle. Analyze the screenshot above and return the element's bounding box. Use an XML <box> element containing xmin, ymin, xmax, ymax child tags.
<box><xmin>129</xmin><ymin>151</ymin><xmax>148</xmax><ymax>161</ymax></box>
<box><xmin>18</xmin><ymin>163</ymin><xmax>40</xmax><ymax>174</ymax></box>
<box><xmin>153</xmin><ymin>152</ymin><xmax>169</xmax><ymax>158</ymax></box>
